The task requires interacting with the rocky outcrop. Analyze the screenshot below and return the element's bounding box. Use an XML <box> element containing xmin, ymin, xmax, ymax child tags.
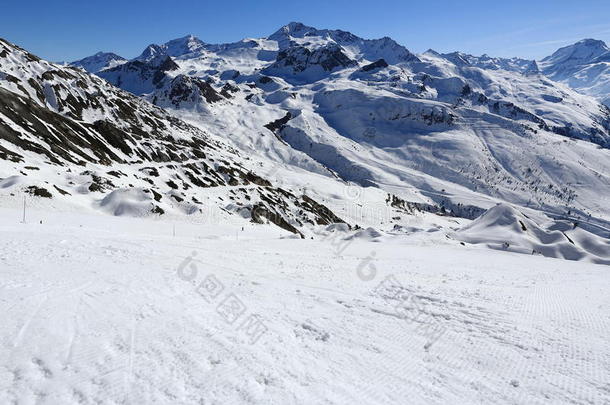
<box><xmin>361</xmin><ymin>59</ymin><xmax>388</xmax><ymax>72</ymax></box>
<box><xmin>265</xmin><ymin>43</ymin><xmax>357</xmax><ymax>78</ymax></box>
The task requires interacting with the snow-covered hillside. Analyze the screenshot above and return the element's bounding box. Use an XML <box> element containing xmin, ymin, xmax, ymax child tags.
<box><xmin>540</xmin><ymin>39</ymin><xmax>610</xmax><ymax>107</ymax></box>
<box><xmin>455</xmin><ymin>203</ymin><xmax>610</xmax><ymax>264</ymax></box>
<box><xmin>424</xmin><ymin>40</ymin><xmax>610</xmax><ymax>109</ymax></box>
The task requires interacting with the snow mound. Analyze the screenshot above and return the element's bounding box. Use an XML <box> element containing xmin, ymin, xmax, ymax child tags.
<box><xmin>347</xmin><ymin>227</ymin><xmax>383</xmax><ymax>241</ymax></box>
<box><xmin>456</xmin><ymin>204</ymin><xmax>610</xmax><ymax>264</ymax></box>
<box><xmin>98</xmin><ymin>188</ymin><xmax>155</xmax><ymax>217</ymax></box>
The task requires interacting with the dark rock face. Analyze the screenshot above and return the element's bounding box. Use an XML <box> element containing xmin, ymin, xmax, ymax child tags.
<box><xmin>27</xmin><ymin>186</ymin><xmax>52</xmax><ymax>198</ymax></box>
<box><xmin>0</xmin><ymin>84</ymin><xmax>222</xmax><ymax>166</ymax></box>
<box><xmin>98</xmin><ymin>55</ymin><xmax>178</xmax><ymax>95</ymax></box>
<box><xmin>156</xmin><ymin>56</ymin><xmax>179</xmax><ymax>72</ymax></box>
<box><xmin>299</xmin><ymin>195</ymin><xmax>347</xmax><ymax>225</ymax></box>
<box><xmin>100</xmin><ymin>53</ymin><xmax>223</xmax><ymax>109</ymax></box>
<box><xmin>247</xmin><ymin>187</ymin><xmax>347</xmax><ymax>238</ymax></box>
<box><xmin>162</xmin><ymin>75</ymin><xmax>223</xmax><ymax>107</ymax></box>
<box><xmin>361</xmin><ymin>59</ymin><xmax>389</xmax><ymax>72</ymax></box>
<box><xmin>0</xmin><ymin>87</ymin><xmax>121</xmax><ymax>165</ymax></box>
<box><xmin>220</xmin><ymin>83</ymin><xmax>239</xmax><ymax>98</ymax></box>
<box><xmin>250</xmin><ymin>202</ymin><xmax>302</xmax><ymax>236</ymax></box>
<box><xmin>270</xmin><ymin>43</ymin><xmax>357</xmax><ymax>74</ymax></box>
<box><xmin>264</xmin><ymin>112</ymin><xmax>292</xmax><ymax>133</ymax></box>
<box><xmin>242</xmin><ymin>172</ymin><xmax>272</xmax><ymax>187</ymax></box>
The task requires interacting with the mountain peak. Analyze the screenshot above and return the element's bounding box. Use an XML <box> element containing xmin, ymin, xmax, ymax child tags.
<box><xmin>542</xmin><ymin>38</ymin><xmax>609</xmax><ymax>66</ymax></box>
<box><xmin>523</xmin><ymin>60</ymin><xmax>540</xmax><ymax>75</ymax></box>
<box><xmin>69</xmin><ymin>51</ymin><xmax>127</xmax><ymax>73</ymax></box>
<box><xmin>540</xmin><ymin>39</ymin><xmax>610</xmax><ymax>106</ymax></box>
<box><xmin>135</xmin><ymin>44</ymin><xmax>166</xmax><ymax>63</ymax></box>
<box><xmin>575</xmin><ymin>38</ymin><xmax>608</xmax><ymax>47</ymax></box>
<box><xmin>284</xmin><ymin>21</ymin><xmax>307</xmax><ymax>30</ymax></box>
<box><xmin>164</xmin><ymin>34</ymin><xmax>206</xmax><ymax>56</ymax></box>
<box><xmin>279</xmin><ymin>21</ymin><xmax>312</xmax><ymax>32</ymax></box>
<box><xmin>423</xmin><ymin>49</ymin><xmax>441</xmax><ymax>56</ymax></box>
<box><xmin>268</xmin><ymin>22</ymin><xmax>319</xmax><ymax>40</ymax></box>
<box><xmin>570</xmin><ymin>38</ymin><xmax>609</xmax><ymax>56</ymax></box>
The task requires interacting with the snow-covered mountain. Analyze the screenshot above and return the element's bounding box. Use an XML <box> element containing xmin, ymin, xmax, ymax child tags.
<box><xmin>3</xmin><ymin>26</ymin><xmax>610</xmax><ymax>405</ymax></box>
<box><xmin>539</xmin><ymin>39</ymin><xmax>610</xmax><ymax>107</ymax></box>
<box><xmin>417</xmin><ymin>40</ymin><xmax>610</xmax><ymax>108</ymax></box>
<box><xmin>70</xmin><ymin>51</ymin><xmax>127</xmax><ymax>73</ymax></box>
<box><xmin>82</xmin><ymin>23</ymin><xmax>610</xmax><ymax>237</ymax></box>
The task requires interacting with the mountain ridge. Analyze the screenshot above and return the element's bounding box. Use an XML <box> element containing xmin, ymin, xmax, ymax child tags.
<box><xmin>69</xmin><ymin>24</ymin><xmax>610</xmax><ymax>107</ymax></box>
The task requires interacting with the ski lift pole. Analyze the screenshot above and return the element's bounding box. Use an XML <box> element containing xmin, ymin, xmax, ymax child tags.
<box><xmin>22</xmin><ymin>195</ymin><xmax>26</xmax><ymax>224</ymax></box>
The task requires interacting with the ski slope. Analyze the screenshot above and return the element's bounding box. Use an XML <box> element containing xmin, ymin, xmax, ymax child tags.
<box><xmin>0</xmin><ymin>207</ymin><xmax>608</xmax><ymax>404</ymax></box>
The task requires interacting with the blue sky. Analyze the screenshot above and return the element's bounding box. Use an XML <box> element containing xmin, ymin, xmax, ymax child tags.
<box><xmin>3</xmin><ymin>0</ymin><xmax>610</xmax><ymax>62</ymax></box>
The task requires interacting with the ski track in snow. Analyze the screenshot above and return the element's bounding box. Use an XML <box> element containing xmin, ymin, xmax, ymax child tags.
<box><xmin>0</xmin><ymin>208</ymin><xmax>609</xmax><ymax>404</ymax></box>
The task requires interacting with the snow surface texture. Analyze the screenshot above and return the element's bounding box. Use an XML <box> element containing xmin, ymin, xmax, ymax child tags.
<box><xmin>0</xmin><ymin>207</ymin><xmax>609</xmax><ymax>404</ymax></box>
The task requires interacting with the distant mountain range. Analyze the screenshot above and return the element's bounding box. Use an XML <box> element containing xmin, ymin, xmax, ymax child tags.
<box><xmin>70</xmin><ymin>28</ymin><xmax>610</xmax><ymax>108</ymax></box>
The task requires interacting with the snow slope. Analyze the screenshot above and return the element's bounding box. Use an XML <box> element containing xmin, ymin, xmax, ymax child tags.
<box><xmin>423</xmin><ymin>40</ymin><xmax>610</xmax><ymax>108</ymax></box>
<box><xmin>0</xmin><ymin>207</ymin><xmax>608</xmax><ymax>404</ymax></box>
<box><xmin>455</xmin><ymin>203</ymin><xmax>610</xmax><ymax>264</ymax></box>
